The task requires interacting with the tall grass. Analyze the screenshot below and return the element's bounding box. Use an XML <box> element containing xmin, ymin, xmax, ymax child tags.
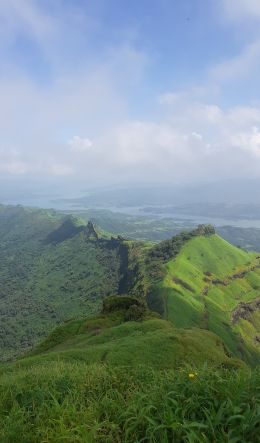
<box><xmin>0</xmin><ymin>362</ymin><xmax>259</xmax><ymax>442</ymax></box>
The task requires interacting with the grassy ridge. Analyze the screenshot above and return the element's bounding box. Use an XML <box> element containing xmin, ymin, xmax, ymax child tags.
<box><xmin>156</xmin><ymin>234</ymin><xmax>260</xmax><ymax>364</ymax></box>
<box><xmin>19</xmin><ymin>310</ymin><xmax>241</xmax><ymax>370</ymax></box>
<box><xmin>1</xmin><ymin>204</ymin><xmax>260</xmax><ymax>368</ymax></box>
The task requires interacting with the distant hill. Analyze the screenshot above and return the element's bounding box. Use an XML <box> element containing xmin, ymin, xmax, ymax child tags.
<box><xmin>63</xmin><ymin>207</ymin><xmax>260</xmax><ymax>250</ymax></box>
<box><xmin>52</xmin><ymin>180</ymin><xmax>260</xmax><ymax>208</ymax></box>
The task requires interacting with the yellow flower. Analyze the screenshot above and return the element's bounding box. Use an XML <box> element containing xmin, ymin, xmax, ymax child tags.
<box><xmin>188</xmin><ymin>373</ymin><xmax>197</xmax><ymax>379</ymax></box>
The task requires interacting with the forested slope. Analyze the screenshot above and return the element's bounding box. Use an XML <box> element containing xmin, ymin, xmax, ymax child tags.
<box><xmin>0</xmin><ymin>205</ymin><xmax>123</xmax><ymax>360</ymax></box>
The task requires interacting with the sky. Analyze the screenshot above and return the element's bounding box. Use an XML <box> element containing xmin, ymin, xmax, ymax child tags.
<box><xmin>1</xmin><ymin>0</ymin><xmax>260</xmax><ymax>188</ymax></box>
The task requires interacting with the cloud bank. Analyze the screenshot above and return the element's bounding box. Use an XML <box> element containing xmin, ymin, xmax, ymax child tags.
<box><xmin>0</xmin><ymin>0</ymin><xmax>260</xmax><ymax>186</ymax></box>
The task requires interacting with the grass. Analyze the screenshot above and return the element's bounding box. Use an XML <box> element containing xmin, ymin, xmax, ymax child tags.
<box><xmin>0</xmin><ymin>297</ymin><xmax>258</xmax><ymax>442</ymax></box>
<box><xmin>156</xmin><ymin>234</ymin><xmax>260</xmax><ymax>364</ymax></box>
<box><xmin>17</xmin><ymin>309</ymin><xmax>242</xmax><ymax>371</ymax></box>
<box><xmin>0</xmin><ymin>362</ymin><xmax>259</xmax><ymax>443</ymax></box>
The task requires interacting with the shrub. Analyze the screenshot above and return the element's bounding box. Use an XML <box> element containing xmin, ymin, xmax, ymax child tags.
<box><xmin>124</xmin><ymin>304</ymin><xmax>146</xmax><ymax>321</ymax></box>
<box><xmin>102</xmin><ymin>295</ymin><xmax>145</xmax><ymax>314</ymax></box>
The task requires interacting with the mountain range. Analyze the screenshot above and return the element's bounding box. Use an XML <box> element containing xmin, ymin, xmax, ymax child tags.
<box><xmin>0</xmin><ymin>203</ymin><xmax>259</xmax><ymax>366</ymax></box>
<box><xmin>0</xmin><ymin>203</ymin><xmax>260</xmax><ymax>441</ymax></box>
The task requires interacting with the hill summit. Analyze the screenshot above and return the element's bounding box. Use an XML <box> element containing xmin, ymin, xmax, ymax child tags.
<box><xmin>146</xmin><ymin>228</ymin><xmax>260</xmax><ymax>365</ymax></box>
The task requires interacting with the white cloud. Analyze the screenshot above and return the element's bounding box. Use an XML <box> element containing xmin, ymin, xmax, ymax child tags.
<box><xmin>210</xmin><ymin>39</ymin><xmax>260</xmax><ymax>83</ymax></box>
<box><xmin>0</xmin><ymin>0</ymin><xmax>56</xmax><ymax>51</ymax></box>
<box><xmin>94</xmin><ymin>99</ymin><xmax>260</xmax><ymax>182</ymax></box>
<box><xmin>222</xmin><ymin>0</ymin><xmax>260</xmax><ymax>21</ymax></box>
<box><xmin>2</xmin><ymin>94</ymin><xmax>260</xmax><ymax>183</ymax></box>
<box><xmin>69</xmin><ymin>136</ymin><xmax>93</xmax><ymax>153</ymax></box>
<box><xmin>192</xmin><ymin>132</ymin><xmax>203</xmax><ymax>141</ymax></box>
<box><xmin>49</xmin><ymin>163</ymin><xmax>74</xmax><ymax>176</ymax></box>
<box><xmin>231</xmin><ymin>126</ymin><xmax>260</xmax><ymax>157</ymax></box>
<box><xmin>0</xmin><ymin>160</ymin><xmax>28</xmax><ymax>174</ymax></box>
<box><xmin>1</xmin><ymin>0</ymin><xmax>260</xmax><ymax>186</ymax></box>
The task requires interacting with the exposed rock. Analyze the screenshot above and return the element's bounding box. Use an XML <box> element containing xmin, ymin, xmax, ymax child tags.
<box><xmin>232</xmin><ymin>298</ymin><xmax>260</xmax><ymax>324</ymax></box>
<box><xmin>84</xmin><ymin>220</ymin><xmax>99</xmax><ymax>240</ymax></box>
<box><xmin>172</xmin><ymin>276</ymin><xmax>196</xmax><ymax>293</ymax></box>
<box><xmin>202</xmin><ymin>286</ymin><xmax>209</xmax><ymax>296</ymax></box>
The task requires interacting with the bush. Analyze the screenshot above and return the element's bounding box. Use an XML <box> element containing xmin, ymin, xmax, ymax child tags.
<box><xmin>102</xmin><ymin>295</ymin><xmax>145</xmax><ymax>314</ymax></box>
<box><xmin>124</xmin><ymin>304</ymin><xmax>146</xmax><ymax>321</ymax></box>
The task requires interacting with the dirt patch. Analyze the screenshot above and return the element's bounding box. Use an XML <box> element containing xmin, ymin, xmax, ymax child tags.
<box><xmin>232</xmin><ymin>298</ymin><xmax>260</xmax><ymax>324</ymax></box>
<box><xmin>172</xmin><ymin>276</ymin><xmax>196</xmax><ymax>293</ymax></box>
<box><xmin>212</xmin><ymin>278</ymin><xmax>228</xmax><ymax>286</ymax></box>
<box><xmin>202</xmin><ymin>286</ymin><xmax>209</xmax><ymax>296</ymax></box>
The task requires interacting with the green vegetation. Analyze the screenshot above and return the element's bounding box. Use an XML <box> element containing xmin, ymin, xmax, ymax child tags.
<box><xmin>1</xmin><ymin>296</ymin><xmax>256</xmax><ymax>442</ymax></box>
<box><xmin>0</xmin><ymin>205</ymin><xmax>123</xmax><ymax>360</ymax></box>
<box><xmin>1</xmin><ymin>362</ymin><xmax>259</xmax><ymax>443</ymax></box>
<box><xmin>0</xmin><ymin>204</ymin><xmax>260</xmax><ymax>442</ymax></box>
<box><xmin>0</xmin><ymin>296</ymin><xmax>254</xmax><ymax>443</ymax></box>
<box><xmin>64</xmin><ymin>207</ymin><xmax>260</xmax><ymax>251</ymax></box>
<box><xmin>1</xmin><ymin>203</ymin><xmax>260</xmax><ymax>367</ymax></box>
<box><xmin>20</xmin><ymin>296</ymin><xmax>240</xmax><ymax>370</ymax></box>
<box><xmin>151</xmin><ymin>233</ymin><xmax>260</xmax><ymax>365</ymax></box>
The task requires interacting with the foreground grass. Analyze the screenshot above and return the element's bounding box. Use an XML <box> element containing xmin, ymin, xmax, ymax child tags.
<box><xmin>0</xmin><ymin>362</ymin><xmax>259</xmax><ymax>442</ymax></box>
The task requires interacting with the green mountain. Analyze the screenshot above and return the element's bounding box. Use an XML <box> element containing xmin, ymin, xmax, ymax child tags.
<box><xmin>0</xmin><ymin>205</ymin><xmax>124</xmax><ymax>360</ymax></box>
<box><xmin>145</xmin><ymin>227</ymin><xmax>260</xmax><ymax>365</ymax></box>
<box><xmin>0</xmin><ymin>205</ymin><xmax>260</xmax><ymax>442</ymax></box>
<box><xmin>66</xmin><ymin>207</ymin><xmax>260</xmax><ymax>250</ymax></box>
<box><xmin>0</xmin><ymin>204</ymin><xmax>260</xmax><ymax>366</ymax></box>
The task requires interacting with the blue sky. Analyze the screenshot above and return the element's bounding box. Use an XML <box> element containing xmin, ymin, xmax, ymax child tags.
<box><xmin>1</xmin><ymin>0</ymin><xmax>260</xmax><ymax>185</ymax></box>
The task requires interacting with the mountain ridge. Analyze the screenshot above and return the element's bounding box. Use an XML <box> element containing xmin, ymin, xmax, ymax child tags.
<box><xmin>0</xmin><ymin>204</ymin><xmax>260</xmax><ymax>366</ymax></box>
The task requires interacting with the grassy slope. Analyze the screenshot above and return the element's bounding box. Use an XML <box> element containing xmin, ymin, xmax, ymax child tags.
<box><xmin>0</xmin><ymin>206</ymin><xmax>122</xmax><ymax>360</ymax></box>
<box><xmin>0</xmin><ymin>307</ymin><xmax>258</xmax><ymax>442</ymax></box>
<box><xmin>158</xmin><ymin>234</ymin><xmax>260</xmax><ymax>364</ymax></box>
<box><xmin>16</xmin><ymin>309</ymin><xmax>242</xmax><ymax>371</ymax></box>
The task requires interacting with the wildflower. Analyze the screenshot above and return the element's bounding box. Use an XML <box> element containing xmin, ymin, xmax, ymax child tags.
<box><xmin>188</xmin><ymin>373</ymin><xmax>197</xmax><ymax>379</ymax></box>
